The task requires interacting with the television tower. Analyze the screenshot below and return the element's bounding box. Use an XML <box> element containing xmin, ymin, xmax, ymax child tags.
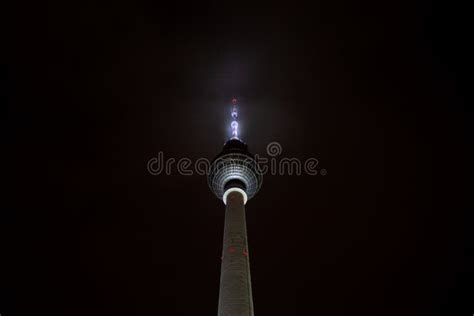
<box><xmin>208</xmin><ymin>98</ymin><xmax>263</xmax><ymax>316</ymax></box>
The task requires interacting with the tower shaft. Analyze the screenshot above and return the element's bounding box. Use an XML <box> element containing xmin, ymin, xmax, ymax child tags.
<box><xmin>218</xmin><ymin>191</ymin><xmax>254</xmax><ymax>316</ymax></box>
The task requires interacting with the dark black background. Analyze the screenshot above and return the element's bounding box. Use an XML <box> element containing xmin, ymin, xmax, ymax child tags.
<box><xmin>5</xmin><ymin>1</ymin><xmax>472</xmax><ymax>315</ymax></box>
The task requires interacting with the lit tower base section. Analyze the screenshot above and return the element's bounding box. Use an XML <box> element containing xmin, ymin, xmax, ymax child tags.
<box><xmin>208</xmin><ymin>99</ymin><xmax>263</xmax><ymax>316</ymax></box>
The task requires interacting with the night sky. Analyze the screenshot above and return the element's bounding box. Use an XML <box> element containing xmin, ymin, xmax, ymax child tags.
<box><xmin>5</xmin><ymin>1</ymin><xmax>472</xmax><ymax>315</ymax></box>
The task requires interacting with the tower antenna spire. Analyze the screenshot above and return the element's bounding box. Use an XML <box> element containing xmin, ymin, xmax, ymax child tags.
<box><xmin>231</xmin><ymin>98</ymin><xmax>239</xmax><ymax>139</ymax></box>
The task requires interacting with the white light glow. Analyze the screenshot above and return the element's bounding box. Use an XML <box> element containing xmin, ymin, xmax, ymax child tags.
<box><xmin>223</xmin><ymin>187</ymin><xmax>248</xmax><ymax>205</ymax></box>
<box><xmin>230</xmin><ymin>101</ymin><xmax>239</xmax><ymax>139</ymax></box>
<box><xmin>231</xmin><ymin>121</ymin><xmax>238</xmax><ymax>138</ymax></box>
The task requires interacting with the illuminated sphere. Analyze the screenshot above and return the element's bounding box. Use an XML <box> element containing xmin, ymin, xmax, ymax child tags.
<box><xmin>208</xmin><ymin>139</ymin><xmax>263</xmax><ymax>202</ymax></box>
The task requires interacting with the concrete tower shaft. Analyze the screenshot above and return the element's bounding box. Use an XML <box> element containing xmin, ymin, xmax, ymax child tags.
<box><xmin>218</xmin><ymin>190</ymin><xmax>254</xmax><ymax>316</ymax></box>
